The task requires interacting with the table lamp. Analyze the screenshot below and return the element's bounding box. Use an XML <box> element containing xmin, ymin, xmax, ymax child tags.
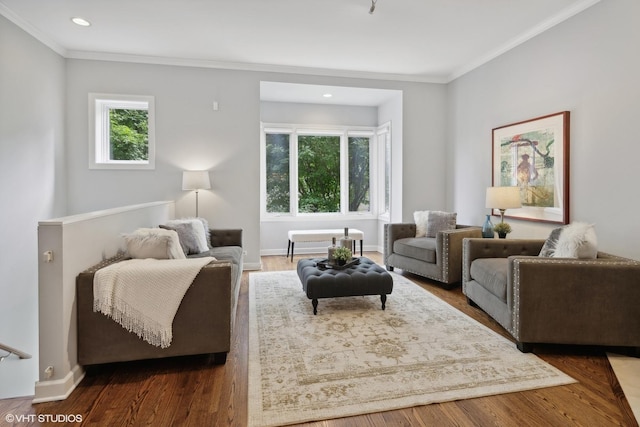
<box><xmin>486</xmin><ymin>186</ymin><xmax>521</xmax><ymax>223</ymax></box>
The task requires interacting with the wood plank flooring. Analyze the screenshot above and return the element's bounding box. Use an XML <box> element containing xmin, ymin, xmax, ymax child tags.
<box><xmin>1</xmin><ymin>253</ymin><xmax>637</xmax><ymax>426</ymax></box>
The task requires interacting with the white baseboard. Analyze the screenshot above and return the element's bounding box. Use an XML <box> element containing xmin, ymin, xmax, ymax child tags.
<box><xmin>33</xmin><ymin>364</ymin><xmax>85</xmax><ymax>403</ymax></box>
<box><xmin>243</xmin><ymin>262</ymin><xmax>262</xmax><ymax>271</ymax></box>
<box><xmin>261</xmin><ymin>245</ymin><xmax>380</xmax><ymax>257</ymax></box>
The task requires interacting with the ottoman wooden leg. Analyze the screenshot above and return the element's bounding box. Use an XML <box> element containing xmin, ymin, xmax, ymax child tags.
<box><xmin>312</xmin><ymin>299</ymin><xmax>318</xmax><ymax>315</ymax></box>
<box><xmin>381</xmin><ymin>294</ymin><xmax>387</xmax><ymax>310</ymax></box>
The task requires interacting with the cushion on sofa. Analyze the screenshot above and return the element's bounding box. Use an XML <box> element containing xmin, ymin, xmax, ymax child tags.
<box><xmin>123</xmin><ymin>228</ymin><xmax>186</xmax><ymax>260</ymax></box>
<box><xmin>414</xmin><ymin>210</ymin><xmax>457</xmax><ymax>238</ymax></box>
<box><xmin>470</xmin><ymin>258</ymin><xmax>508</xmax><ymax>302</ymax></box>
<box><xmin>414</xmin><ymin>211</ymin><xmax>430</xmax><ymax>237</ymax></box>
<box><xmin>539</xmin><ymin>222</ymin><xmax>597</xmax><ymax>259</ymax></box>
<box><xmin>393</xmin><ymin>237</ymin><xmax>437</xmax><ymax>264</ymax></box>
<box><xmin>189</xmin><ymin>245</ymin><xmax>243</xmax><ymax>293</ymax></box>
<box><xmin>160</xmin><ymin>223</ymin><xmax>203</xmax><ymax>255</ymax></box>
<box><xmin>163</xmin><ymin>218</ymin><xmax>209</xmax><ymax>254</ymax></box>
<box><xmin>426</xmin><ymin>211</ymin><xmax>457</xmax><ymax>237</ymax></box>
<box><xmin>538</xmin><ymin>227</ymin><xmax>562</xmax><ymax>257</ymax></box>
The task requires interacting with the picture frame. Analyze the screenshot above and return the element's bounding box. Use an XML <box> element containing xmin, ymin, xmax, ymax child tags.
<box><xmin>492</xmin><ymin>111</ymin><xmax>570</xmax><ymax>224</ymax></box>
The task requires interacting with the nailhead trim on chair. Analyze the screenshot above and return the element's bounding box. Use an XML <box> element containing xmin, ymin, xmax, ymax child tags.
<box><xmin>512</xmin><ymin>261</ymin><xmax>521</xmax><ymax>337</ymax></box>
<box><xmin>441</xmin><ymin>232</ymin><xmax>450</xmax><ymax>283</ymax></box>
<box><xmin>462</xmin><ymin>242</ymin><xmax>469</xmax><ymax>294</ymax></box>
<box><xmin>511</xmin><ymin>256</ymin><xmax>640</xmax><ymax>338</ymax></box>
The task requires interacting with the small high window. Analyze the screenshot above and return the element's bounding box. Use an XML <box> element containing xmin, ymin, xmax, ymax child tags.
<box><xmin>89</xmin><ymin>93</ymin><xmax>155</xmax><ymax>169</ymax></box>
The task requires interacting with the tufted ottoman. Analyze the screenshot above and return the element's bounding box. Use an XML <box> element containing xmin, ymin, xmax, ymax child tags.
<box><xmin>296</xmin><ymin>257</ymin><xmax>393</xmax><ymax>315</ymax></box>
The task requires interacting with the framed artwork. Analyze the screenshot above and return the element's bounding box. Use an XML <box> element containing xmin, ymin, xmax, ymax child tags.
<box><xmin>492</xmin><ymin>111</ymin><xmax>570</xmax><ymax>224</ymax></box>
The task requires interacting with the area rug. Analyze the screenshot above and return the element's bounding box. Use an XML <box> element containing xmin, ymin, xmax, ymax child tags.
<box><xmin>248</xmin><ymin>270</ymin><xmax>575</xmax><ymax>427</ymax></box>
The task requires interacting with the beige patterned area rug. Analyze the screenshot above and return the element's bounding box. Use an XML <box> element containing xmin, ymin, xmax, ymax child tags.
<box><xmin>248</xmin><ymin>270</ymin><xmax>575</xmax><ymax>427</ymax></box>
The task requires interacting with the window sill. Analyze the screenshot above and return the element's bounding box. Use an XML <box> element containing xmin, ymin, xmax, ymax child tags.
<box><xmin>89</xmin><ymin>161</ymin><xmax>155</xmax><ymax>170</ymax></box>
<box><xmin>261</xmin><ymin>213</ymin><xmax>378</xmax><ymax>223</ymax></box>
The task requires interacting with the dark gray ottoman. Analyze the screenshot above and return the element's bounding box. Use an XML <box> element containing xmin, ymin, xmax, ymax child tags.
<box><xmin>297</xmin><ymin>257</ymin><xmax>393</xmax><ymax>315</ymax></box>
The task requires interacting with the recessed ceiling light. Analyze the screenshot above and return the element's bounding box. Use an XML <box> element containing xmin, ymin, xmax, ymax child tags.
<box><xmin>323</xmin><ymin>93</ymin><xmax>333</xmax><ymax>98</ymax></box>
<box><xmin>71</xmin><ymin>17</ymin><xmax>91</xmax><ymax>27</ymax></box>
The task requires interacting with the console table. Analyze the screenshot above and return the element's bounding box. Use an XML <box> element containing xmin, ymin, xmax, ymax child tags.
<box><xmin>287</xmin><ymin>228</ymin><xmax>364</xmax><ymax>261</ymax></box>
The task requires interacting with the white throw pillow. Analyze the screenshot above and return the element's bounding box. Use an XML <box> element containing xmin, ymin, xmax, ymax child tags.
<box><xmin>414</xmin><ymin>211</ymin><xmax>429</xmax><ymax>237</ymax></box>
<box><xmin>553</xmin><ymin>222</ymin><xmax>598</xmax><ymax>259</ymax></box>
<box><xmin>165</xmin><ymin>218</ymin><xmax>209</xmax><ymax>253</ymax></box>
<box><xmin>123</xmin><ymin>228</ymin><xmax>186</xmax><ymax>259</ymax></box>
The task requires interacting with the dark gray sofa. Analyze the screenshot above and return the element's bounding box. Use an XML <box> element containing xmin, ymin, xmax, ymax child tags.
<box><xmin>384</xmin><ymin>223</ymin><xmax>482</xmax><ymax>288</ymax></box>
<box><xmin>76</xmin><ymin>229</ymin><xmax>243</xmax><ymax>365</ymax></box>
<box><xmin>463</xmin><ymin>237</ymin><xmax>640</xmax><ymax>354</ymax></box>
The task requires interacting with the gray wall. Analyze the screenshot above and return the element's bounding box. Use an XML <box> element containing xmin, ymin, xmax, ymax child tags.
<box><xmin>65</xmin><ymin>64</ymin><xmax>446</xmax><ymax>267</ymax></box>
<box><xmin>378</xmin><ymin>91</ymin><xmax>404</xmax><ymax>225</ymax></box>
<box><xmin>65</xmin><ymin>60</ymin><xmax>262</xmax><ymax>266</ymax></box>
<box><xmin>447</xmin><ymin>0</ymin><xmax>640</xmax><ymax>260</ymax></box>
<box><xmin>260</xmin><ymin>101</ymin><xmax>378</xmax><ymax>126</ymax></box>
<box><xmin>0</xmin><ymin>15</ymin><xmax>66</xmax><ymax>398</ymax></box>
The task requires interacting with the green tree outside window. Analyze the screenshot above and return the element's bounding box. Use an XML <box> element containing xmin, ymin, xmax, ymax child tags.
<box><xmin>298</xmin><ymin>135</ymin><xmax>341</xmax><ymax>213</ymax></box>
<box><xmin>109</xmin><ymin>109</ymin><xmax>149</xmax><ymax>161</ymax></box>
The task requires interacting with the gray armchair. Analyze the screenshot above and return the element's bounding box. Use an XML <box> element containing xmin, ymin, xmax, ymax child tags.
<box><xmin>463</xmin><ymin>238</ymin><xmax>640</xmax><ymax>354</ymax></box>
<box><xmin>384</xmin><ymin>223</ymin><xmax>481</xmax><ymax>289</ymax></box>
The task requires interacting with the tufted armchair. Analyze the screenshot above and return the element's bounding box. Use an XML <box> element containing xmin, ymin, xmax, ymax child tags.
<box><xmin>384</xmin><ymin>223</ymin><xmax>481</xmax><ymax>289</ymax></box>
<box><xmin>463</xmin><ymin>238</ymin><xmax>640</xmax><ymax>354</ymax></box>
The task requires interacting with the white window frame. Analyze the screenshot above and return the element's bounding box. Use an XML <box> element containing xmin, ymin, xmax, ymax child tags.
<box><xmin>377</xmin><ymin>122</ymin><xmax>391</xmax><ymax>221</ymax></box>
<box><xmin>261</xmin><ymin>123</ymin><xmax>378</xmax><ymax>221</ymax></box>
<box><xmin>88</xmin><ymin>93</ymin><xmax>156</xmax><ymax>170</ymax></box>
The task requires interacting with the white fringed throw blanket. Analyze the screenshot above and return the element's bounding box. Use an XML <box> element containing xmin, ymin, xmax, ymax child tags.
<box><xmin>94</xmin><ymin>257</ymin><xmax>215</xmax><ymax>348</ymax></box>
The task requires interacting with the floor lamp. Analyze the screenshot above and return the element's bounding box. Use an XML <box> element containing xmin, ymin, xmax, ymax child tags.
<box><xmin>182</xmin><ymin>170</ymin><xmax>211</xmax><ymax>217</ymax></box>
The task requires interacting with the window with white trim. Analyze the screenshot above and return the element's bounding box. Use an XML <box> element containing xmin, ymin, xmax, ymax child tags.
<box><xmin>89</xmin><ymin>93</ymin><xmax>155</xmax><ymax>169</ymax></box>
<box><xmin>261</xmin><ymin>124</ymin><xmax>378</xmax><ymax>218</ymax></box>
<box><xmin>377</xmin><ymin>122</ymin><xmax>391</xmax><ymax>218</ymax></box>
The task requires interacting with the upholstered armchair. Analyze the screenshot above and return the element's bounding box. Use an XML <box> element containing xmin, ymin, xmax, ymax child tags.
<box><xmin>463</xmin><ymin>238</ymin><xmax>640</xmax><ymax>354</ymax></box>
<box><xmin>384</xmin><ymin>223</ymin><xmax>481</xmax><ymax>289</ymax></box>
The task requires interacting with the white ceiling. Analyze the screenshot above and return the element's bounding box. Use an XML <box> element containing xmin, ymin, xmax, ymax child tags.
<box><xmin>260</xmin><ymin>82</ymin><xmax>400</xmax><ymax>107</ymax></box>
<box><xmin>1</xmin><ymin>0</ymin><xmax>599</xmax><ymax>84</ymax></box>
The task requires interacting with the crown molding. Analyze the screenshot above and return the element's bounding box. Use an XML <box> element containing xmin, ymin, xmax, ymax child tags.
<box><xmin>3</xmin><ymin>0</ymin><xmax>601</xmax><ymax>85</ymax></box>
<box><xmin>65</xmin><ymin>50</ymin><xmax>448</xmax><ymax>84</ymax></box>
<box><xmin>0</xmin><ymin>3</ymin><xmax>67</xmax><ymax>57</ymax></box>
<box><xmin>448</xmin><ymin>0</ymin><xmax>602</xmax><ymax>82</ymax></box>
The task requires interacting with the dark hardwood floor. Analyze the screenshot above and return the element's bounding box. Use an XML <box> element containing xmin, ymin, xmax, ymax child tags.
<box><xmin>1</xmin><ymin>253</ymin><xmax>637</xmax><ymax>426</ymax></box>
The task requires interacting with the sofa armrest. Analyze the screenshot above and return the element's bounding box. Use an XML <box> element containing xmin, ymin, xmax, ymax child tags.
<box><xmin>436</xmin><ymin>226</ymin><xmax>482</xmax><ymax>283</ymax></box>
<box><xmin>77</xmin><ymin>259</ymin><xmax>233</xmax><ymax>365</ymax></box>
<box><xmin>209</xmin><ymin>228</ymin><xmax>243</xmax><ymax>248</ymax></box>
<box><xmin>383</xmin><ymin>223</ymin><xmax>416</xmax><ymax>264</ymax></box>
<box><xmin>509</xmin><ymin>256</ymin><xmax>640</xmax><ymax>346</ymax></box>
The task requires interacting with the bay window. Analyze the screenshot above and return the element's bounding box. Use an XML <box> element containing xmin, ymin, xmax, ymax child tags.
<box><xmin>262</xmin><ymin>124</ymin><xmax>377</xmax><ymax>218</ymax></box>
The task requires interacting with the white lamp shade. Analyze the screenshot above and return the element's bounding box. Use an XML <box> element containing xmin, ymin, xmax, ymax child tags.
<box><xmin>486</xmin><ymin>186</ymin><xmax>522</xmax><ymax>209</ymax></box>
<box><xmin>182</xmin><ymin>170</ymin><xmax>211</xmax><ymax>191</ymax></box>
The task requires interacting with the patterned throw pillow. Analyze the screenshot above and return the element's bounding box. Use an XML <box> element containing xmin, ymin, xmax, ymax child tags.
<box><xmin>426</xmin><ymin>211</ymin><xmax>457</xmax><ymax>238</ymax></box>
<box><xmin>538</xmin><ymin>227</ymin><xmax>563</xmax><ymax>257</ymax></box>
<box><xmin>163</xmin><ymin>218</ymin><xmax>210</xmax><ymax>254</ymax></box>
<box><xmin>160</xmin><ymin>223</ymin><xmax>202</xmax><ymax>255</ymax></box>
